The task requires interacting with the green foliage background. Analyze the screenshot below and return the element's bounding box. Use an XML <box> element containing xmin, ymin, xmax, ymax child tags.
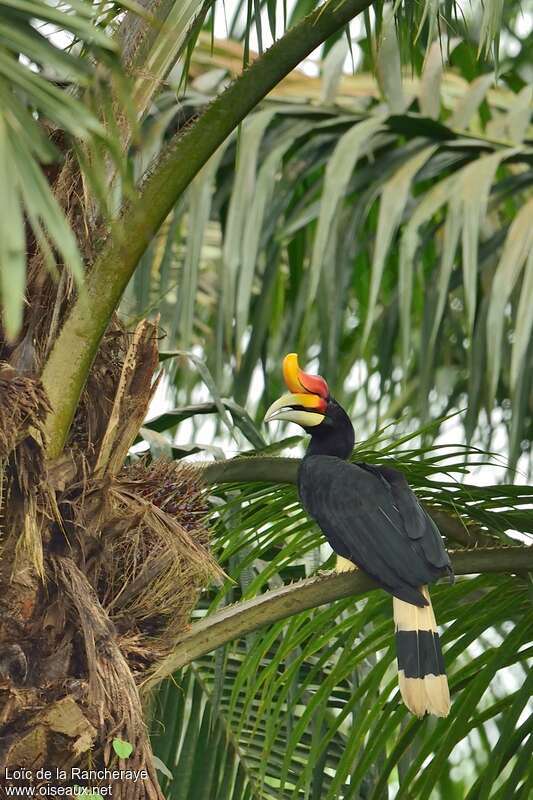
<box><xmin>0</xmin><ymin>1</ymin><xmax>532</xmax><ymax>797</ymax></box>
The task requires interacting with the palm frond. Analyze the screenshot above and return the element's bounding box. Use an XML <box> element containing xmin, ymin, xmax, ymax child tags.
<box><xmin>150</xmin><ymin>428</ymin><xmax>533</xmax><ymax>799</ymax></box>
<box><xmin>0</xmin><ymin>0</ymin><xmax>133</xmax><ymax>338</ymax></box>
<box><xmin>127</xmin><ymin>37</ymin><xmax>533</xmax><ymax>471</ymax></box>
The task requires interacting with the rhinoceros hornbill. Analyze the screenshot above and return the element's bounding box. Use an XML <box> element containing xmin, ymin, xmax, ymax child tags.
<box><xmin>264</xmin><ymin>354</ymin><xmax>453</xmax><ymax>717</ymax></box>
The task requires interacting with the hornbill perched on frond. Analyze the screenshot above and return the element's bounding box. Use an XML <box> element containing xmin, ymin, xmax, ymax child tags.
<box><xmin>264</xmin><ymin>354</ymin><xmax>453</xmax><ymax>717</ymax></box>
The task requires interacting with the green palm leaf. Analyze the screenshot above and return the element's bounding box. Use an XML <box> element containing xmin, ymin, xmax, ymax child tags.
<box><xmin>0</xmin><ymin>0</ymin><xmax>132</xmax><ymax>338</ymax></box>
<box><xmin>128</xmin><ymin>27</ymin><xmax>533</xmax><ymax>470</ymax></box>
<box><xmin>150</xmin><ymin>417</ymin><xmax>533</xmax><ymax>798</ymax></box>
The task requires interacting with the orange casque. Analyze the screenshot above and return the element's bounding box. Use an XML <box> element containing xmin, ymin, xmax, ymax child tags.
<box><xmin>282</xmin><ymin>353</ymin><xmax>329</xmax><ymax>402</ymax></box>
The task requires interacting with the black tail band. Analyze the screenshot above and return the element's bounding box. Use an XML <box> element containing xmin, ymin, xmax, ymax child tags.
<box><xmin>396</xmin><ymin>630</ymin><xmax>446</xmax><ymax>678</ymax></box>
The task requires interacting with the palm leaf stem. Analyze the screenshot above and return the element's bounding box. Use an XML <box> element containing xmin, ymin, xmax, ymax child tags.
<box><xmin>143</xmin><ymin>545</ymin><xmax>533</xmax><ymax>691</ymax></box>
<box><xmin>40</xmin><ymin>0</ymin><xmax>374</xmax><ymax>458</ymax></box>
<box><xmin>201</xmin><ymin>457</ymin><xmax>505</xmax><ymax>547</ymax></box>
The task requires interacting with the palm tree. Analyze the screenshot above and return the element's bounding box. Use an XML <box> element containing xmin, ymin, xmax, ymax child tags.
<box><xmin>0</xmin><ymin>1</ymin><xmax>531</xmax><ymax>798</ymax></box>
<box><xmin>128</xmin><ymin>20</ymin><xmax>533</xmax><ymax>474</ymax></box>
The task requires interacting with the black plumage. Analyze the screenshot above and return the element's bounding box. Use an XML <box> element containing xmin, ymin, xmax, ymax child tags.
<box><xmin>395</xmin><ymin>630</ymin><xmax>446</xmax><ymax>678</ymax></box>
<box><xmin>298</xmin><ymin>398</ymin><xmax>452</xmax><ymax>605</ymax></box>
<box><xmin>265</xmin><ymin>361</ymin><xmax>453</xmax><ymax>716</ymax></box>
<box><xmin>299</xmin><ymin>456</ymin><xmax>453</xmax><ymax>606</ymax></box>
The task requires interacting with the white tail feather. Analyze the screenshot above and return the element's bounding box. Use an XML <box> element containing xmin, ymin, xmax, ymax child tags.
<box><xmin>393</xmin><ymin>586</ymin><xmax>450</xmax><ymax>718</ymax></box>
<box><xmin>398</xmin><ymin>673</ymin><xmax>450</xmax><ymax>718</ymax></box>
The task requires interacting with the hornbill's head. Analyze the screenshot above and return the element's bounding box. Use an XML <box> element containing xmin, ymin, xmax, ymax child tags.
<box><xmin>264</xmin><ymin>354</ymin><xmax>354</xmax><ymax>459</ymax></box>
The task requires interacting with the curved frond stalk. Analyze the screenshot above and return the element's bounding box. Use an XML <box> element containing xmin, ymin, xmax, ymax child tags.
<box><xmin>40</xmin><ymin>0</ymin><xmax>374</xmax><ymax>458</ymax></box>
<box><xmin>144</xmin><ymin>546</ymin><xmax>533</xmax><ymax>690</ymax></box>
<box><xmin>199</xmin><ymin>456</ymin><xmax>514</xmax><ymax>547</ymax></box>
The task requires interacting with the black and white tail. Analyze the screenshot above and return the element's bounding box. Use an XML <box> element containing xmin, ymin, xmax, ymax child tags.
<box><xmin>393</xmin><ymin>586</ymin><xmax>450</xmax><ymax>717</ymax></box>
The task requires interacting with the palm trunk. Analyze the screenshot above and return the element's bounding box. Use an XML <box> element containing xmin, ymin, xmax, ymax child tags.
<box><xmin>0</xmin><ymin>315</ymin><xmax>222</xmax><ymax>797</ymax></box>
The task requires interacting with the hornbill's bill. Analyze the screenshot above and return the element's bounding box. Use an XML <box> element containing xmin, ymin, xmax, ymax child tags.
<box><xmin>264</xmin><ymin>354</ymin><xmax>453</xmax><ymax>717</ymax></box>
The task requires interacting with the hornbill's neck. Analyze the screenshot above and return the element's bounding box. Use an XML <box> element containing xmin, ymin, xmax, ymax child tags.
<box><xmin>304</xmin><ymin>399</ymin><xmax>355</xmax><ymax>461</ymax></box>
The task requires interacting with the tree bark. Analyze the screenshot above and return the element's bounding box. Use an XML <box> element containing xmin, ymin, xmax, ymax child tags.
<box><xmin>0</xmin><ymin>327</ymin><xmax>220</xmax><ymax>799</ymax></box>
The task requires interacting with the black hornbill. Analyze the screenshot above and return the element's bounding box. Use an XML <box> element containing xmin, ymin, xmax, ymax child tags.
<box><xmin>264</xmin><ymin>354</ymin><xmax>453</xmax><ymax>717</ymax></box>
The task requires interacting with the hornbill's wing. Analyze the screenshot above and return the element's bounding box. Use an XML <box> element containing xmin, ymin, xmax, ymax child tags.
<box><xmin>298</xmin><ymin>456</ymin><xmax>453</xmax><ymax>606</ymax></box>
